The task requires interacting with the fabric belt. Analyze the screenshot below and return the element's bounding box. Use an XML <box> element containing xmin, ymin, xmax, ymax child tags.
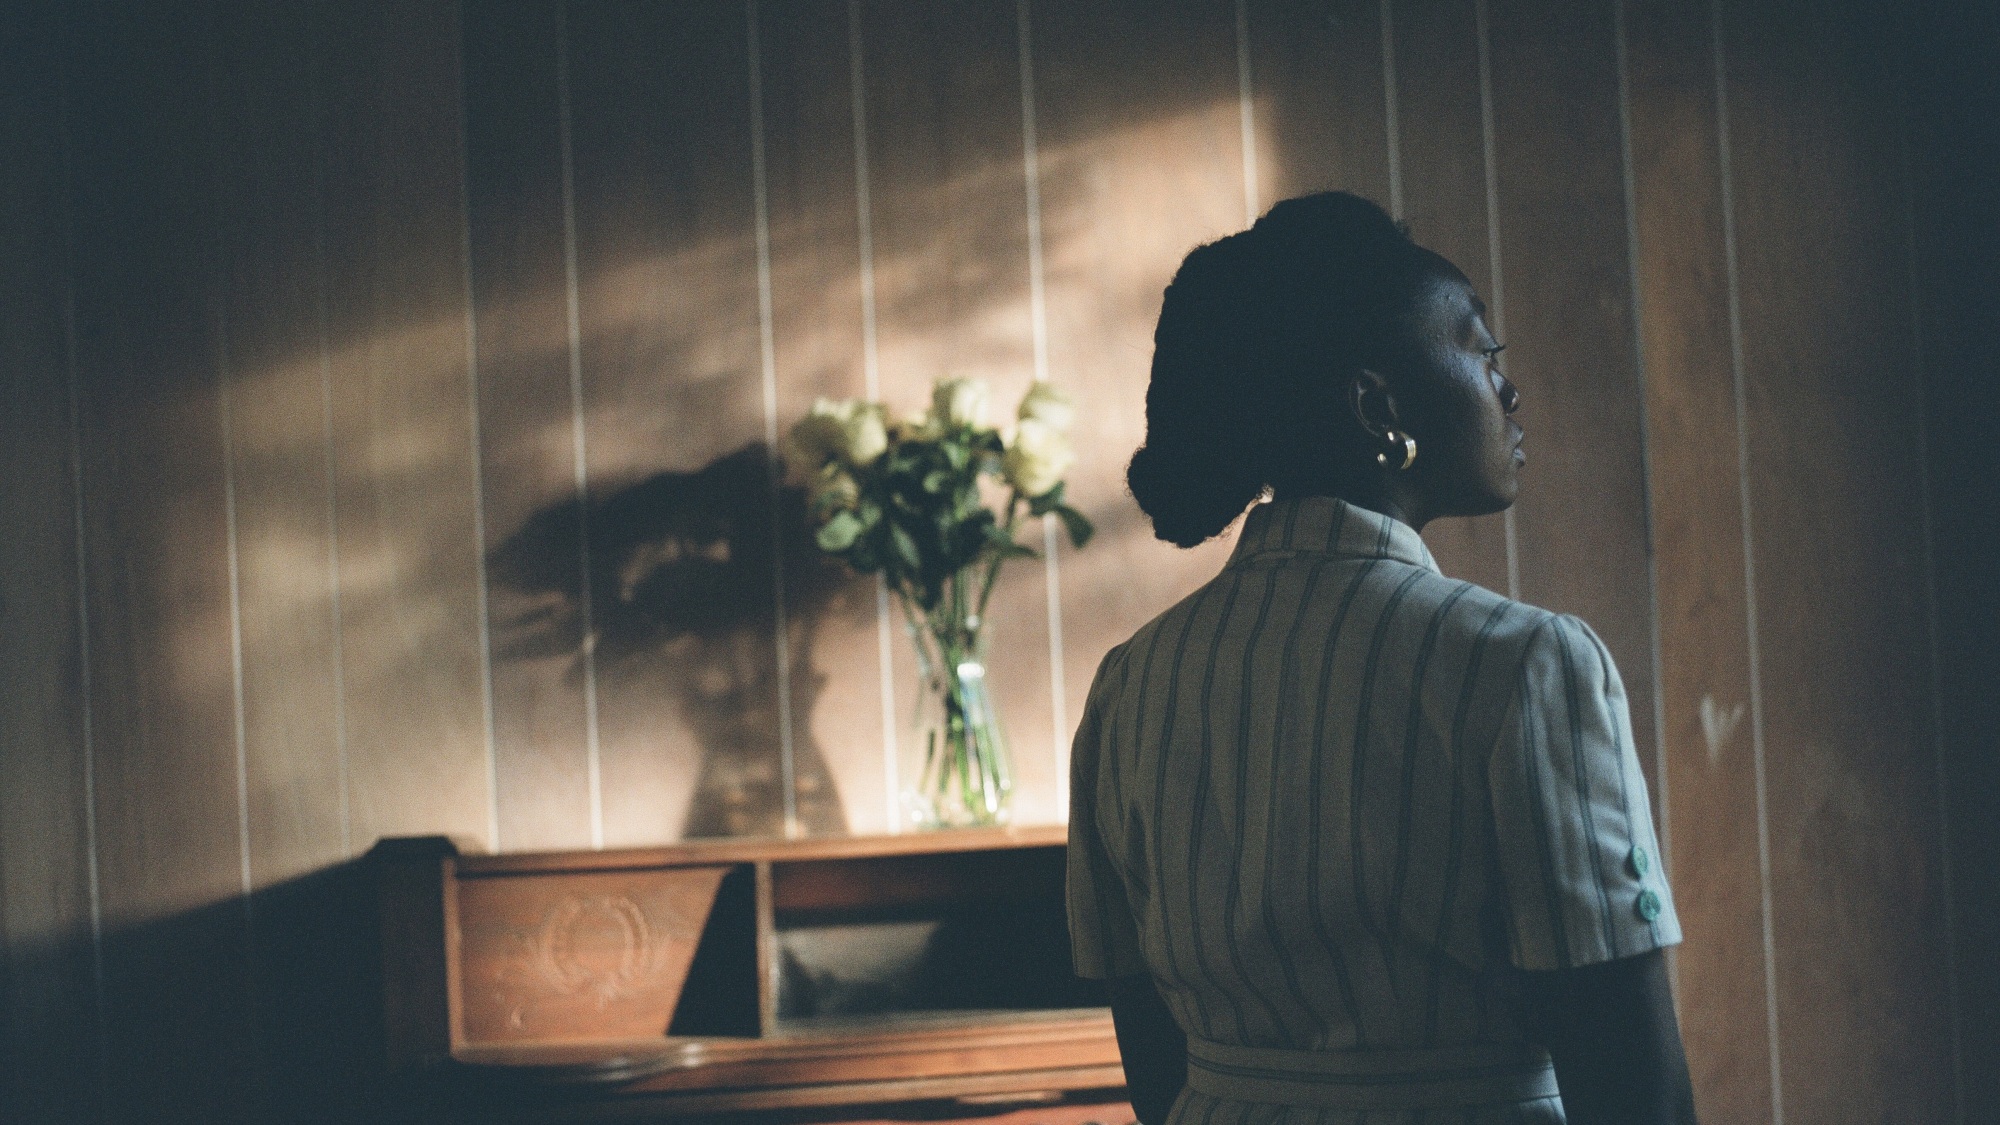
<box><xmin>1184</xmin><ymin>1037</ymin><xmax>1560</xmax><ymax>1111</ymax></box>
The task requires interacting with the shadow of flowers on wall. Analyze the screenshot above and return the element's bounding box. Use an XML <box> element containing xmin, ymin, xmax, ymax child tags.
<box><xmin>487</xmin><ymin>444</ymin><xmax>852</xmax><ymax>837</ymax></box>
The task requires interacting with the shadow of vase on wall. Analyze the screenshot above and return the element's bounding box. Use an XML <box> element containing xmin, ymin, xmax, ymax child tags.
<box><xmin>487</xmin><ymin>443</ymin><xmax>852</xmax><ymax>839</ymax></box>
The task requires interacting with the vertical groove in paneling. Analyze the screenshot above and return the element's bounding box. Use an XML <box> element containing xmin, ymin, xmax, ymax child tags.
<box><xmin>1486</xmin><ymin>0</ymin><xmax>1660</xmax><ymax>806</ymax></box>
<box><xmin>1034</xmin><ymin>0</ymin><xmax>1247</xmax><ymax>742</ymax></box>
<box><xmin>1471</xmin><ymin>0</ymin><xmax>1520</xmax><ymax>600</ymax></box>
<box><xmin>1723</xmin><ymin>0</ymin><xmax>1955</xmax><ymax>1116</ymax></box>
<box><xmin>856</xmin><ymin>0</ymin><xmax>1060</xmax><ymax>825</ymax></box>
<box><xmin>67</xmin><ymin>96</ymin><xmax>113</xmax><ymax>1098</ymax></box>
<box><xmin>1909</xmin><ymin>3</ymin><xmax>2000</xmax><ymax>1109</ymax></box>
<box><xmin>553</xmin><ymin>0</ymin><xmax>606</xmax><ymax>851</ymax></box>
<box><xmin>1609</xmin><ymin>0</ymin><xmax>1672</xmax><ymax>890</ymax></box>
<box><xmin>1899</xmin><ymin>79</ymin><xmax>1966</xmax><ymax>1122</ymax></box>
<box><xmin>844</xmin><ymin>0</ymin><xmax>894</xmax><ymax>832</ymax></box>
<box><xmin>455</xmin><ymin>7</ymin><xmax>502</xmax><ymax>856</ymax></box>
<box><xmin>754</xmin><ymin>0</ymin><xmax>882</xmax><ymax>838</ymax></box>
<box><xmin>564</xmin><ymin>1</ymin><xmax>786</xmax><ymax>843</ymax></box>
<box><xmin>1378</xmin><ymin>0</ymin><xmax>1402</xmax><ymax>218</ymax></box>
<box><xmin>462</xmin><ymin>0</ymin><xmax>589</xmax><ymax>853</ymax></box>
<box><xmin>1234</xmin><ymin>0</ymin><xmax>1260</xmax><ymax>223</ymax></box>
<box><xmin>1015</xmin><ymin>0</ymin><xmax>1074</xmax><ymax>818</ymax></box>
<box><xmin>754</xmin><ymin>0</ymin><xmax>804</xmax><ymax>841</ymax></box>
<box><xmin>1481</xmin><ymin>26</ymin><xmax>1689</xmax><ymax>1109</ymax></box>
<box><xmin>64</xmin><ymin>33</ymin><xmax>113</xmax><ymax>1089</ymax></box>
<box><xmin>1386</xmin><ymin>0</ymin><xmax>1509</xmax><ymax>595</ymax></box>
<box><xmin>216</xmin><ymin>322</ymin><xmax>252</xmax><ymax>904</ymax></box>
<box><xmin>747</xmin><ymin>0</ymin><xmax>791</xmax><ymax>840</ymax></box>
<box><xmin>0</xmin><ymin>3</ymin><xmax>109</xmax><ymax>1113</ymax></box>
<box><xmin>69</xmin><ymin>0</ymin><xmax>261</xmax><ymax>1114</ymax></box>
<box><xmin>304</xmin><ymin>26</ymin><xmax>354</xmax><ymax>860</ymax></box>
<box><xmin>205</xmin><ymin>47</ymin><xmax>254</xmax><ymax>915</ymax></box>
<box><xmin>319</xmin><ymin>0</ymin><xmax>493</xmax><ymax>852</ymax></box>
<box><xmin>1248</xmin><ymin>0</ymin><xmax>1391</xmax><ymax>210</ymax></box>
<box><xmin>1706</xmin><ymin>5</ymin><xmax>1785</xmax><ymax>1116</ymax></box>
<box><xmin>1623</xmin><ymin>0</ymin><xmax>1776</xmax><ymax>1116</ymax></box>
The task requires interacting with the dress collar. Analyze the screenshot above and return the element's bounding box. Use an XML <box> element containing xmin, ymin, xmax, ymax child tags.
<box><xmin>1226</xmin><ymin>495</ymin><xmax>1441</xmax><ymax>574</ymax></box>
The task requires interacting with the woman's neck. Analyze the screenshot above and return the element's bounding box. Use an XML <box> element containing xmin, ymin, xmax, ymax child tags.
<box><xmin>1270</xmin><ymin>480</ymin><xmax>1430</xmax><ymax>532</ymax></box>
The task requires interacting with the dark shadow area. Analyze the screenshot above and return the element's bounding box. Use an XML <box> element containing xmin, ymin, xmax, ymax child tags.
<box><xmin>1911</xmin><ymin>0</ymin><xmax>2000</xmax><ymax>1111</ymax></box>
<box><xmin>770</xmin><ymin>845</ymin><xmax>1100</xmax><ymax>1021</ymax></box>
<box><xmin>487</xmin><ymin>443</ymin><xmax>852</xmax><ymax>837</ymax></box>
<box><xmin>17</xmin><ymin>859</ymin><xmax>428</xmax><ymax>1125</ymax></box>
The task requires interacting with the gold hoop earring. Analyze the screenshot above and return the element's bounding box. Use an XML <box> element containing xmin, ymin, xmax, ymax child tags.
<box><xmin>1375</xmin><ymin>430</ymin><xmax>1417</xmax><ymax>471</ymax></box>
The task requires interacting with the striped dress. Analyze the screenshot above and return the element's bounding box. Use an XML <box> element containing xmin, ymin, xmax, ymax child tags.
<box><xmin>1067</xmin><ymin>496</ymin><xmax>1680</xmax><ymax>1124</ymax></box>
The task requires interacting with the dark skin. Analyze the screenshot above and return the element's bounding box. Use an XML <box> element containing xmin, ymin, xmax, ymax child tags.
<box><xmin>1109</xmin><ymin>252</ymin><xmax>1699</xmax><ymax>1125</ymax></box>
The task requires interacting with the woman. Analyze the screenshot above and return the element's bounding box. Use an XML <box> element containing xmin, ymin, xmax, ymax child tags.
<box><xmin>1067</xmin><ymin>193</ymin><xmax>1698</xmax><ymax>1125</ymax></box>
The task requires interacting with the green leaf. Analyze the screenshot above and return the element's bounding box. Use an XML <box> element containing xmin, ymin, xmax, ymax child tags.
<box><xmin>1055</xmin><ymin>503</ymin><xmax>1094</xmax><ymax>549</ymax></box>
<box><xmin>816</xmin><ymin>511</ymin><xmax>863</xmax><ymax>552</ymax></box>
<box><xmin>1027</xmin><ymin>480</ymin><xmax>1067</xmax><ymax>517</ymax></box>
<box><xmin>889</xmin><ymin>521</ymin><xmax>923</xmax><ymax>573</ymax></box>
<box><xmin>983</xmin><ymin>522</ymin><xmax>1040</xmax><ymax>561</ymax></box>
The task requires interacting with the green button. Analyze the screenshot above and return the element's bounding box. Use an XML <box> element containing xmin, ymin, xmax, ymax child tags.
<box><xmin>1630</xmin><ymin>845</ymin><xmax>1651</xmax><ymax>877</ymax></box>
<box><xmin>1636</xmin><ymin>889</ymin><xmax>1663</xmax><ymax>922</ymax></box>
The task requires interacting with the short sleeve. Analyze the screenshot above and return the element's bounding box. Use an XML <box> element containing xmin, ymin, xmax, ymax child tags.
<box><xmin>1066</xmin><ymin>649</ymin><xmax>1146</xmax><ymax>981</ymax></box>
<box><xmin>1489</xmin><ymin>614</ymin><xmax>1681</xmax><ymax>971</ymax></box>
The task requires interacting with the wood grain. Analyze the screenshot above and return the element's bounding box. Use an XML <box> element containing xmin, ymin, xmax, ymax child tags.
<box><xmin>383</xmin><ymin>830</ymin><xmax>1116</xmax><ymax>1116</ymax></box>
<box><xmin>1722</xmin><ymin>1</ymin><xmax>1955</xmax><ymax>1119</ymax></box>
<box><xmin>0</xmin><ymin>2</ymin><xmax>101</xmax><ymax>1116</ymax></box>
<box><xmin>456</xmin><ymin>823</ymin><xmax>1070</xmax><ymax>875</ymax></box>
<box><xmin>455</xmin><ymin>866</ymin><xmax>729</xmax><ymax>1046</ymax></box>
<box><xmin>1388</xmin><ymin>0</ymin><xmax>1513</xmax><ymax>595</ymax></box>
<box><xmin>316</xmin><ymin>0</ymin><xmax>494</xmax><ymax>851</ymax></box>
<box><xmin>1485</xmin><ymin>0</ymin><xmax>1661</xmax><ymax>793</ymax></box>
<box><xmin>210</xmin><ymin>0</ymin><xmax>351</xmax><ymax>886</ymax></box>
<box><xmin>1621</xmin><ymin>0</ymin><xmax>1775</xmax><ymax>1117</ymax></box>
<box><xmin>754</xmin><ymin>0</ymin><xmax>882</xmax><ymax>839</ymax></box>
<box><xmin>771</xmin><ymin>844</ymin><xmax>1065</xmax><ymax>915</ymax></box>
<box><xmin>0</xmin><ymin>2</ymin><xmax>1975</xmax><ymax>1119</ymax></box>
<box><xmin>562</xmin><ymin>2</ymin><xmax>782</xmax><ymax>846</ymax></box>
<box><xmin>857</xmin><ymin>0</ymin><xmax>1064</xmax><ymax>827</ymax></box>
<box><xmin>1248</xmin><ymin>0</ymin><xmax>1394</xmax><ymax>211</ymax></box>
<box><xmin>66</xmin><ymin>2</ymin><xmax>257</xmax><ymax>1117</ymax></box>
<box><xmin>1909</xmin><ymin>1</ymin><xmax>2000</xmax><ymax>1111</ymax></box>
<box><xmin>1030</xmin><ymin>0</ymin><xmax>1252</xmax><ymax>736</ymax></box>
<box><xmin>463</xmin><ymin>0</ymin><xmax>595</xmax><ymax>853</ymax></box>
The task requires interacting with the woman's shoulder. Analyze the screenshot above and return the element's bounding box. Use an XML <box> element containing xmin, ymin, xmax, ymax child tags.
<box><xmin>1406</xmin><ymin>574</ymin><xmax>1619</xmax><ymax>683</ymax></box>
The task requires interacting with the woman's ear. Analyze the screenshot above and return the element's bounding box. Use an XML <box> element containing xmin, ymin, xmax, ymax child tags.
<box><xmin>1346</xmin><ymin>368</ymin><xmax>1403</xmax><ymax>438</ymax></box>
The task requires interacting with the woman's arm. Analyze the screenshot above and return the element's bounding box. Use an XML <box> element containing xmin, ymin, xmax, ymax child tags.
<box><xmin>1516</xmin><ymin>949</ymin><xmax>1699</xmax><ymax>1125</ymax></box>
<box><xmin>1107</xmin><ymin>973</ymin><xmax>1186</xmax><ymax>1125</ymax></box>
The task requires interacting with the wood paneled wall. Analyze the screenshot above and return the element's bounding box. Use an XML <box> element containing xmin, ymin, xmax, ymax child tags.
<box><xmin>0</xmin><ymin>0</ymin><xmax>1985</xmax><ymax>1121</ymax></box>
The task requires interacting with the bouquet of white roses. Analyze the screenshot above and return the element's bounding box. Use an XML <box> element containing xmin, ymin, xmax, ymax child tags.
<box><xmin>783</xmin><ymin>377</ymin><xmax>1092</xmax><ymax>620</ymax></box>
<box><xmin>782</xmin><ymin>377</ymin><xmax>1091</xmax><ymax>827</ymax></box>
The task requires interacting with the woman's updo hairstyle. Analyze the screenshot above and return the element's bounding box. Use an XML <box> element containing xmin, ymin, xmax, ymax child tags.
<box><xmin>1126</xmin><ymin>191</ymin><xmax>1432</xmax><ymax>547</ymax></box>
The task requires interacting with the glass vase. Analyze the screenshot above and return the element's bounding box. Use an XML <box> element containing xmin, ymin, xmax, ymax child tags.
<box><xmin>900</xmin><ymin>608</ymin><xmax>1011</xmax><ymax>829</ymax></box>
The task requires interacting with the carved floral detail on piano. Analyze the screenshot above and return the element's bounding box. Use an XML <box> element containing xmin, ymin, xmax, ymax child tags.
<box><xmin>520</xmin><ymin>893</ymin><xmax>675</xmax><ymax>1009</ymax></box>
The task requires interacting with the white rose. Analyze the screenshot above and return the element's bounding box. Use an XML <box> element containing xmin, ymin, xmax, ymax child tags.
<box><xmin>836</xmin><ymin>400</ymin><xmax>888</xmax><ymax>465</ymax></box>
<box><xmin>888</xmin><ymin>407</ymin><xmax>936</xmax><ymax>443</ymax></box>
<box><xmin>1016</xmin><ymin>381</ymin><xmax>1076</xmax><ymax>432</ymax></box>
<box><xmin>808</xmin><ymin>464</ymin><xmax>860</xmax><ymax>512</ymax></box>
<box><xmin>787</xmin><ymin>398</ymin><xmax>887</xmax><ymax>480</ymax></box>
<box><xmin>783</xmin><ymin>402</ymin><xmax>848</xmax><ymax>482</ymax></box>
<box><xmin>932</xmin><ymin>377</ymin><xmax>990</xmax><ymax>429</ymax></box>
<box><xmin>1003</xmin><ymin>418</ymin><xmax>1075</xmax><ymax>498</ymax></box>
